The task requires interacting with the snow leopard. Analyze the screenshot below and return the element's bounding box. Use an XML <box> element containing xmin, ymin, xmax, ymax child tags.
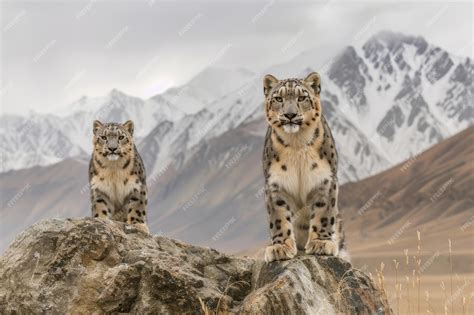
<box><xmin>89</xmin><ymin>120</ymin><xmax>149</xmax><ymax>233</ymax></box>
<box><xmin>262</xmin><ymin>72</ymin><xmax>347</xmax><ymax>262</ymax></box>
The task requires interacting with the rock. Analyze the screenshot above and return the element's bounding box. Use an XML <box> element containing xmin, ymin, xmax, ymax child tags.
<box><xmin>0</xmin><ymin>218</ymin><xmax>392</xmax><ymax>314</ymax></box>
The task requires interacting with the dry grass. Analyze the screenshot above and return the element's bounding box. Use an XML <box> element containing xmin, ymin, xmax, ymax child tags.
<box><xmin>358</xmin><ymin>232</ymin><xmax>474</xmax><ymax>314</ymax></box>
<box><xmin>199</xmin><ymin>278</ymin><xmax>249</xmax><ymax>315</ymax></box>
<box><xmin>199</xmin><ymin>297</ymin><xmax>212</xmax><ymax>315</ymax></box>
<box><xmin>393</xmin><ymin>259</ymin><xmax>400</xmax><ymax>314</ymax></box>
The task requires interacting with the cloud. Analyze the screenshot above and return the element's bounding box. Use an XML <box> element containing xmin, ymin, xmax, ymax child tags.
<box><xmin>1</xmin><ymin>1</ymin><xmax>471</xmax><ymax>115</ymax></box>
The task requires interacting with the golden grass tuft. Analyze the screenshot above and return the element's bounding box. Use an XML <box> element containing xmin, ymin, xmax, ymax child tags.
<box><xmin>199</xmin><ymin>278</ymin><xmax>249</xmax><ymax>315</ymax></box>
<box><xmin>367</xmin><ymin>232</ymin><xmax>473</xmax><ymax>314</ymax></box>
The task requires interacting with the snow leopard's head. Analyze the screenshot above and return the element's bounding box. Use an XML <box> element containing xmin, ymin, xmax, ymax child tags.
<box><xmin>263</xmin><ymin>72</ymin><xmax>321</xmax><ymax>134</ymax></box>
<box><xmin>92</xmin><ymin>120</ymin><xmax>135</xmax><ymax>162</ymax></box>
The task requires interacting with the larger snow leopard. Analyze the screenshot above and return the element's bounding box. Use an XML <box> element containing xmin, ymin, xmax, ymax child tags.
<box><xmin>262</xmin><ymin>72</ymin><xmax>347</xmax><ymax>262</ymax></box>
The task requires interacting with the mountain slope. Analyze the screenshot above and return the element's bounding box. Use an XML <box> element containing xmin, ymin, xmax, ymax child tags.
<box><xmin>339</xmin><ymin>125</ymin><xmax>474</xmax><ymax>314</ymax></box>
<box><xmin>0</xmin><ymin>159</ymin><xmax>89</xmax><ymax>251</ymax></box>
<box><xmin>341</xmin><ymin>125</ymin><xmax>474</xmax><ymax>254</ymax></box>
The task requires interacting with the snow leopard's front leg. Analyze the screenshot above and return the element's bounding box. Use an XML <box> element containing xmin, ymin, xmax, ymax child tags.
<box><xmin>91</xmin><ymin>189</ymin><xmax>114</xmax><ymax>219</ymax></box>
<box><xmin>264</xmin><ymin>183</ymin><xmax>298</xmax><ymax>262</ymax></box>
<box><xmin>124</xmin><ymin>184</ymin><xmax>149</xmax><ymax>234</ymax></box>
<box><xmin>305</xmin><ymin>177</ymin><xmax>339</xmax><ymax>256</ymax></box>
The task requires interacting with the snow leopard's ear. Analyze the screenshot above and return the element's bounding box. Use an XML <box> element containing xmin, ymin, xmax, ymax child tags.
<box><xmin>93</xmin><ymin>120</ymin><xmax>103</xmax><ymax>136</ymax></box>
<box><xmin>263</xmin><ymin>74</ymin><xmax>279</xmax><ymax>98</ymax></box>
<box><xmin>304</xmin><ymin>72</ymin><xmax>321</xmax><ymax>96</ymax></box>
<box><xmin>123</xmin><ymin>120</ymin><xmax>134</xmax><ymax>136</ymax></box>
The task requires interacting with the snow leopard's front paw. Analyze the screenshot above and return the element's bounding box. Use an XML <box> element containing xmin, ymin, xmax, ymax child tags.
<box><xmin>127</xmin><ymin>223</ymin><xmax>150</xmax><ymax>235</ymax></box>
<box><xmin>305</xmin><ymin>239</ymin><xmax>338</xmax><ymax>256</ymax></box>
<box><xmin>264</xmin><ymin>238</ymin><xmax>297</xmax><ymax>262</ymax></box>
<box><xmin>133</xmin><ymin>223</ymin><xmax>150</xmax><ymax>234</ymax></box>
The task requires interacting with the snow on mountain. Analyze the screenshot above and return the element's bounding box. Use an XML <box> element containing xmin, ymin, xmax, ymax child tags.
<box><xmin>353</xmin><ymin>31</ymin><xmax>472</xmax><ymax>163</ymax></box>
<box><xmin>0</xmin><ymin>114</ymin><xmax>86</xmax><ymax>172</ymax></box>
<box><xmin>66</xmin><ymin>89</ymin><xmax>184</xmax><ymax>139</ymax></box>
<box><xmin>1</xmin><ymin>31</ymin><xmax>472</xmax><ymax>181</ymax></box>
<box><xmin>0</xmin><ymin>90</ymin><xmax>184</xmax><ymax>172</ymax></box>
<box><xmin>140</xmin><ymin>31</ymin><xmax>472</xmax><ymax>184</ymax></box>
<box><xmin>138</xmin><ymin>70</ymin><xmax>390</xmax><ymax>182</ymax></box>
<box><xmin>157</xmin><ymin>67</ymin><xmax>256</xmax><ymax>114</ymax></box>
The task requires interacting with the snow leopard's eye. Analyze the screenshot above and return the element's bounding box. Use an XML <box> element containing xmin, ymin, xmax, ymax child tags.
<box><xmin>298</xmin><ymin>96</ymin><xmax>307</xmax><ymax>102</ymax></box>
<box><xmin>100</xmin><ymin>136</ymin><xmax>107</xmax><ymax>141</ymax></box>
<box><xmin>119</xmin><ymin>135</ymin><xmax>125</xmax><ymax>140</ymax></box>
<box><xmin>274</xmin><ymin>97</ymin><xmax>283</xmax><ymax>103</ymax></box>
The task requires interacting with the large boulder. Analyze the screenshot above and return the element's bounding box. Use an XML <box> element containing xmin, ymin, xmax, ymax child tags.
<box><xmin>0</xmin><ymin>218</ymin><xmax>391</xmax><ymax>314</ymax></box>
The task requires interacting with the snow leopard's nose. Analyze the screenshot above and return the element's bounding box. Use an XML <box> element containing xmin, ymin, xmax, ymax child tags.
<box><xmin>107</xmin><ymin>139</ymin><xmax>119</xmax><ymax>152</ymax></box>
<box><xmin>284</xmin><ymin>113</ymin><xmax>297</xmax><ymax>120</ymax></box>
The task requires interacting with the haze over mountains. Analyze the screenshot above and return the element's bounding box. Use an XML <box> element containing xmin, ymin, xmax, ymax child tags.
<box><xmin>1</xmin><ymin>31</ymin><xmax>472</xmax><ymax>253</ymax></box>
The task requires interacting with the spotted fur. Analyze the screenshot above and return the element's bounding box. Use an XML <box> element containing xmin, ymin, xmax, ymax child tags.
<box><xmin>262</xmin><ymin>72</ymin><xmax>347</xmax><ymax>262</ymax></box>
<box><xmin>89</xmin><ymin>120</ymin><xmax>149</xmax><ymax>233</ymax></box>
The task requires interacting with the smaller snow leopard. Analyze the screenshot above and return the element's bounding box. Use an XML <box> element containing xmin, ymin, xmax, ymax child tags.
<box><xmin>89</xmin><ymin>120</ymin><xmax>149</xmax><ymax>233</ymax></box>
<box><xmin>262</xmin><ymin>72</ymin><xmax>347</xmax><ymax>262</ymax></box>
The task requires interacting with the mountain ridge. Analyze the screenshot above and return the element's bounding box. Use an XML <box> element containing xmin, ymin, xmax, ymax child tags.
<box><xmin>1</xmin><ymin>31</ymin><xmax>472</xmax><ymax>178</ymax></box>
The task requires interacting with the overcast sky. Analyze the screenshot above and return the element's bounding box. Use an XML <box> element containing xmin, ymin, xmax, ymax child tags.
<box><xmin>1</xmin><ymin>0</ymin><xmax>472</xmax><ymax>115</ymax></box>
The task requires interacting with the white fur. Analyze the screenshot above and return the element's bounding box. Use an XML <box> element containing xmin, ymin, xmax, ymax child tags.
<box><xmin>107</xmin><ymin>154</ymin><xmax>119</xmax><ymax>161</ymax></box>
<box><xmin>283</xmin><ymin>124</ymin><xmax>300</xmax><ymax>134</ymax></box>
<box><xmin>338</xmin><ymin>248</ymin><xmax>351</xmax><ymax>262</ymax></box>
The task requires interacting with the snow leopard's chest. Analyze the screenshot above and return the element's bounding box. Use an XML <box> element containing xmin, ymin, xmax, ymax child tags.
<box><xmin>91</xmin><ymin>168</ymin><xmax>141</xmax><ymax>209</ymax></box>
<box><xmin>269</xmin><ymin>147</ymin><xmax>332</xmax><ymax>206</ymax></box>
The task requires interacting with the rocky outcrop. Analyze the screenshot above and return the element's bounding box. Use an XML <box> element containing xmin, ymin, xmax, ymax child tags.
<box><xmin>0</xmin><ymin>218</ymin><xmax>391</xmax><ymax>314</ymax></box>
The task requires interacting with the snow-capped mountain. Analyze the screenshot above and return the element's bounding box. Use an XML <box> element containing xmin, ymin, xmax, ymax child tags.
<box><xmin>0</xmin><ymin>67</ymin><xmax>255</xmax><ymax>173</ymax></box>
<box><xmin>138</xmin><ymin>31</ymin><xmax>472</xmax><ymax>183</ymax></box>
<box><xmin>1</xmin><ymin>31</ymin><xmax>472</xmax><ymax>183</ymax></box>
<box><xmin>157</xmin><ymin>67</ymin><xmax>256</xmax><ymax>114</ymax></box>
<box><xmin>333</xmin><ymin>31</ymin><xmax>473</xmax><ymax>163</ymax></box>
<box><xmin>0</xmin><ymin>114</ymin><xmax>87</xmax><ymax>172</ymax></box>
<box><xmin>1</xmin><ymin>89</ymin><xmax>184</xmax><ymax>172</ymax></box>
